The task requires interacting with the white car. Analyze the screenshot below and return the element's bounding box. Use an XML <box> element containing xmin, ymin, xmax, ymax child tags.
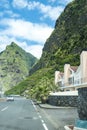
<box><xmin>6</xmin><ymin>96</ymin><xmax>14</xmax><ymax>101</ymax></box>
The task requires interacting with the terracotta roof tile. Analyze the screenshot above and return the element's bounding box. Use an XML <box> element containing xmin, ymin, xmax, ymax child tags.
<box><xmin>71</xmin><ymin>66</ymin><xmax>78</xmax><ymax>72</ymax></box>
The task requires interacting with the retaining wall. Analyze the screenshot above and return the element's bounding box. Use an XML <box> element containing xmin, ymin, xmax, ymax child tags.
<box><xmin>48</xmin><ymin>91</ymin><xmax>78</xmax><ymax>107</ymax></box>
<box><xmin>77</xmin><ymin>87</ymin><xmax>87</xmax><ymax>120</ymax></box>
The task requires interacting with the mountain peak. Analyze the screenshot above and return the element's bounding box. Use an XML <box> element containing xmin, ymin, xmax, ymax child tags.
<box><xmin>0</xmin><ymin>42</ymin><xmax>37</xmax><ymax>91</ymax></box>
<box><xmin>6</xmin><ymin>42</ymin><xmax>21</xmax><ymax>50</ymax></box>
<box><xmin>11</xmin><ymin>42</ymin><xmax>18</xmax><ymax>47</ymax></box>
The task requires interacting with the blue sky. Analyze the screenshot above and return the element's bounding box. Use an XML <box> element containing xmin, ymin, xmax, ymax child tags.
<box><xmin>0</xmin><ymin>0</ymin><xmax>73</xmax><ymax>58</ymax></box>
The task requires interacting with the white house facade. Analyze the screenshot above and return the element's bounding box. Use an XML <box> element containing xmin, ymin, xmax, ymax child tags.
<box><xmin>55</xmin><ymin>51</ymin><xmax>87</xmax><ymax>91</ymax></box>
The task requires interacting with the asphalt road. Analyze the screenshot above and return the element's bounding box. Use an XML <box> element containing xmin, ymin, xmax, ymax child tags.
<box><xmin>0</xmin><ymin>97</ymin><xmax>78</xmax><ymax>130</ymax></box>
<box><xmin>37</xmin><ymin>105</ymin><xmax>78</xmax><ymax>130</ymax></box>
<box><xmin>0</xmin><ymin>97</ymin><xmax>51</xmax><ymax>130</ymax></box>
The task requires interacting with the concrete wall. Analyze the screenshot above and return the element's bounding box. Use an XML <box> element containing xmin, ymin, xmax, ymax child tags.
<box><xmin>48</xmin><ymin>95</ymin><xmax>78</xmax><ymax>107</ymax></box>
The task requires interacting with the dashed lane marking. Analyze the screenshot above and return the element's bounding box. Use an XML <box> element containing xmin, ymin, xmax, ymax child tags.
<box><xmin>31</xmin><ymin>100</ymin><xmax>49</xmax><ymax>130</ymax></box>
<box><xmin>39</xmin><ymin>115</ymin><xmax>42</xmax><ymax>118</ymax></box>
<box><xmin>42</xmin><ymin>123</ymin><xmax>49</xmax><ymax>130</ymax></box>
<box><xmin>31</xmin><ymin>100</ymin><xmax>37</xmax><ymax>111</ymax></box>
<box><xmin>41</xmin><ymin>119</ymin><xmax>44</xmax><ymax>123</ymax></box>
<box><xmin>1</xmin><ymin>106</ymin><xmax>8</xmax><ymax>111</ymax></box>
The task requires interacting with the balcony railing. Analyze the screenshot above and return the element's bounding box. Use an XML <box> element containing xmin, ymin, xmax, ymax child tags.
<box><xmin>59</xmin><ymin>77</ymin><xmax>87</xmax><ymax>88</ymax></box>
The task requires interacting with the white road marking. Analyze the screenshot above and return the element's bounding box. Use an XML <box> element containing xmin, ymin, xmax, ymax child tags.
<box><xmin>41</xmin><ymin>119</ymin><xmax>44</xmax><ymax>123</ymax></box>
<box><xmin>1</xmin><ymin>106</ymin><xmax>8</xmax><ymax>111</ymax></box>
<box><xmin>31</xmin><ymin>100</ymin><xmax>37</xmax><ymax>111</ymax></box>
<box><xmin>38</xmin><ymin>111</ymin><xmax>49</xmax><ymax>130</ymax></box>
<box><xmin>31</xmin><ymin>100</ymin><xmax>49</xmax><ymax>130</ymax></box>
<box><xmin>39</xmin><ymin>115</ymin><xmax>42</xmax><ymax>118</ymax></box>
<box><xmin>42</xmin><ymin>123</ymin><xmax>49</xmax><ymax>130</ymax></box>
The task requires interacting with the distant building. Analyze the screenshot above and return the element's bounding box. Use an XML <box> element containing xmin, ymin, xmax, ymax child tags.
<box><xmin>55</xmin><ymin>51</ymin><xmax>87</xmax><ymax>91</ymax></box>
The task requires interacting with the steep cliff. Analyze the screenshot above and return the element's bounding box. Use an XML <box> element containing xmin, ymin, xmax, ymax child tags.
<box><xmin>30</xmin><ymin>0</ymin><xmax>87</xmax><ymax>73</ymax></box>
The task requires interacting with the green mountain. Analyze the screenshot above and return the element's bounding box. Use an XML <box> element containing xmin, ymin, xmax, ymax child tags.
<box><xmin>5</xmin><ymin>0</ymin><xmax>87</xmax><ymax>99</ymax></box>
<box><xmin>30</xmin><ymin>0</ymin><xmax>87</xmax><ymax>73</ymax></box>
<box><xmin>0</xmin><ymin>42</ymin><xmax>37</xmax><ymax>91</ymax></box>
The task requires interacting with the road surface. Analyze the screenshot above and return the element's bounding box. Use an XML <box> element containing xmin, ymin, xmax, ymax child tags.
<box><xmin>0</xmin><ymin>97</ymin><xmax>55</xmax><ymax>130</ymax></box>
<box><xmin>0</xmin><ymin>97</ymin><xmax>78</xmax><ymax>130</ymax></box>
<box><xmin>38</xmin><ymin>105</ymin><xmax>78</xmax><ymax>130</ymax></box>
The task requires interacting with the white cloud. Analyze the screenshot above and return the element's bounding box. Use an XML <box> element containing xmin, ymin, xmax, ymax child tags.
<box><xmin>0</xmin><ymin>10</ymin><xmax>20</xmax><ymax>19</ymax></box>
<box><xmin>0</xmin><ymin>18</ymin><xmax>53</xmax><ymax>58</ymax></box>
<box><xmin>12</xmin><ymin>0</ymin><xmax>73</xmax><ymax>21</ymax></box>
<box><xmin>0</xmin><ymin>36</ymin><xmax>42</xmax><ymax>59</ymax></box>
<box><xmin>25</xmin><ymin>44</ymin><xmax>43</xmax><ymax>59</ymax></box>
<box><xmin>12</xmin><ymin>0</ymin><xmax>28</xmax><ymax>8</ymax></box>
<box><xmin>58</xmin><ymin>0</ymin><xmax>73</xmax><ymax>5</ymax></box>
<box><xmin>38</xmin><ymin>4</ymin><xmax>64</xmax><ymax>21</ymax></box>
<box><xmin>3</xmin><ymin>10</ymin><xmax>20</xmax><ymax>18</ymax></box>
<box><xmin>28</xmin><ymin>1</ymin><xmax>64</xmax><ymax>21</ymax></box>
<box><xmin>14</xmin><ymin>41</ymin><xmax>43</xmax><ymax>58</ymax></box>
<box><xmin>28</xmin><ymin>1</ymin><xmax>40</xmax><ymax>10</ymax></box>
<box><xmin>12</xmin><ymin>1</ymin><xmax>64</xmax><ymax>21</ymax></box>
<box><xmin>65</xmin><ymin>0</ymin><xmax>73</xmax><ymax>2</ymax></box>
<box><xmin>48</xmin><ymin>0</ymin><xmax>73</xmax><ymax>4</ymax></box>
<box><xmin>0</xmin><ymin>36</ymin><xmax>16</xmax><ymax>52</ymax></box>
<box><xmin>0</xmin><ymin>18</ymin><xmax>53</xmax><ymax>44</ymax></box>
<box><xmin>27</xmin><ymin>1</ymin><xmax>73</xmax><ymax>21</ymax></box>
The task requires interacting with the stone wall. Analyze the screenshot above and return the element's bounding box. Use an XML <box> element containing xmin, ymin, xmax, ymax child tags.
<box><xmin>48</xmin><ymin>95</ymin><xmax>78</xmax><ymax>107</ymax></box>
<box><xmin>77</xmin><ymin>87</ymin><xmax>87</xmax><ymax>120</ymax></box>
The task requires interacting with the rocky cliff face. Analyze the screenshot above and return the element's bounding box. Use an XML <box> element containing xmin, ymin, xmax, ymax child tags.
<box><xmin>0</xmin><ymin>42</ymin><xmax>37</xmax><ymax>91</ymax></box>
<box><xmin>30</xmin><ymin>0</ymin><xmax>87</xmax><ymax>73</ymax></box>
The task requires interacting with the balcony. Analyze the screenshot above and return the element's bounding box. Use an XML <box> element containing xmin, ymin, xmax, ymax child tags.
<box><xmin>60</xmin><ymin>77</ymin><xmax>87</xmax><ymax>90</ymax></box>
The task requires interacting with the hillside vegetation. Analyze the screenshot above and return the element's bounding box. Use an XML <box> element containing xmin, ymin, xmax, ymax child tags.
<box><xmin>5</xmin><ymin>0</ymin><xmax>87</xmax><ymax>100</ymax></box>
<box><xmin>5</xmin><ymin>68</ymin><xmax>58</xmax><ymax>100</ymax></box>
<box><xmin>0</xmin><ymin>42</ymin><xmax>37</xmax><ymax>91</ymax></box>
<box><xmin>30</xmin><ymin>0</ymin><xmax>87</xmax><ymax>73</ymax></box>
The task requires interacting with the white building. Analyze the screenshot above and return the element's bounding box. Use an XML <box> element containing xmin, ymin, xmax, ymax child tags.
<box><xmin>55</xmin><ymin>51</ymin><xmax>87</xmax><ymax>91</ymax></box>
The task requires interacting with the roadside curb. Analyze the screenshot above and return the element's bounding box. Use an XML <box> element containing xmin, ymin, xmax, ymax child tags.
<box><xmin>38</xmin><ymin>103</ymin><xmax>75</xmax><ymax>109</ymax></box>
<box><xmin>39</xmin><ymin>104</ymin><xmax>59</xmax><ymax>109</ymax></box>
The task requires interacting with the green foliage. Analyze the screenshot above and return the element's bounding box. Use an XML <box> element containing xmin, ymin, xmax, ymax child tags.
<box><xmin>30</xmin><ymin>0</ymin><xmax>87</xmax><ymax>74</ymax></box>
<box><xmin>5</xmin><ymin>68</ymin><xmax>59</xmax><ymax>101</ymax></box>
<box><xmin>0</xmin><ymin>42</ymin><xmax>37</xmax><ymax>91</ymax></box>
